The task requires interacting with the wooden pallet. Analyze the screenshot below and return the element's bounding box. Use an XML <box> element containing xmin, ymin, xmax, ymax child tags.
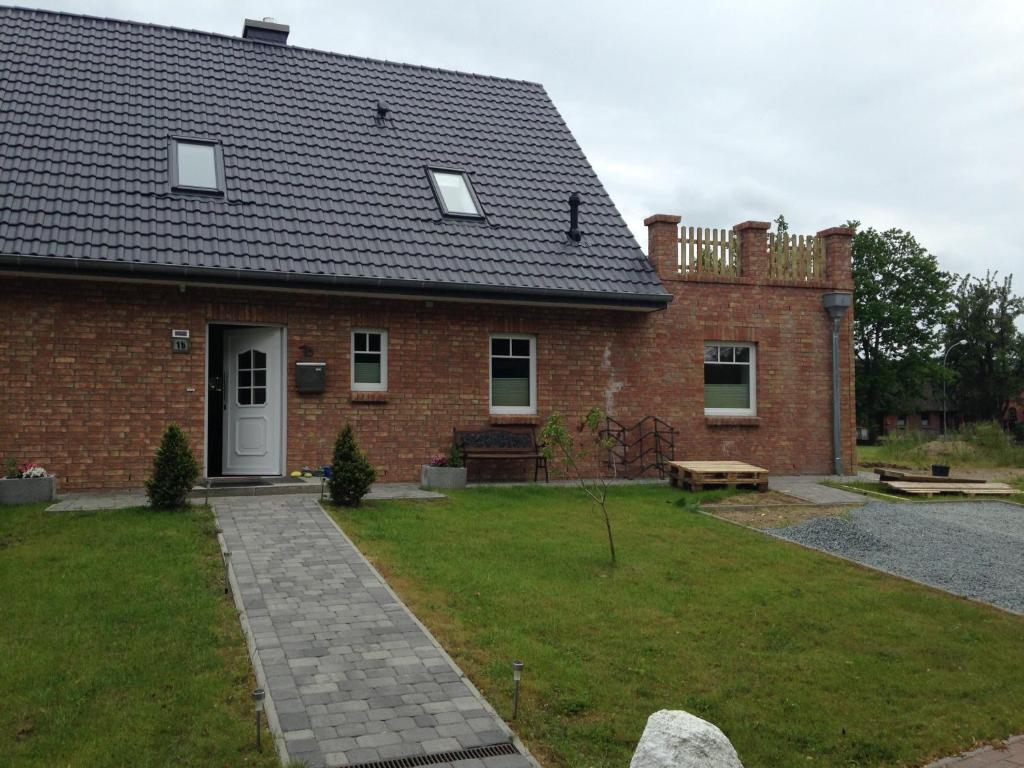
<box><xmin>874</xmin><ymin>467</ymin><xmax>985</xmax><ymax>484</ymax></box>
<box><xmin>667</xmin><ymin>460</ymin><xmax>769</xmax><ymax>492</ymax></box>
<box><xmin>882</xmin><ymin>481</ymin><xmax>1017</xmax><ymax>497</ymax></box>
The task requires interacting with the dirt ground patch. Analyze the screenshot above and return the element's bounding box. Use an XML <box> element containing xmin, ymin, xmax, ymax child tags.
<box><xmin>704</xmin><ymin>490</ymin><xmax>805</xmax><ymax>507</ymax></box>
<box><xmin>708</xmin><ymin>504</ymin><xmax>858</xmax><ymax>529</ymax></box>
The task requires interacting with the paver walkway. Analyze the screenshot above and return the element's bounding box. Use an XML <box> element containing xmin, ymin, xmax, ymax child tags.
<box><xmin>215</xmin><ymin>495</ymin><xmax>534</xmax><ymax>768</ymax></box>
<box><xmin>927</xmin><ymin>735</ymin><xmax>1024</xmax><ymax>767</ymax></box>
<box><xmin>769</xmin><ymin>474</ymin><xmax>866</xmax><ymax>504</ymax></box>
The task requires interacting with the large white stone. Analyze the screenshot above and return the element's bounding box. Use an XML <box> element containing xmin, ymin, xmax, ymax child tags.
<box><xmin>630</xmin><ymin>709</ymin><xmax>744</xmax><ymax>768</ymax></box>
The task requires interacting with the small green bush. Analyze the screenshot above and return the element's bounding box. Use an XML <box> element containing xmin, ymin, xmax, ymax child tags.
<box><xmin>145</xmin><ymin>424</ymin><xmax>199</xmax><ymax>510</ymax></box>
<box><xmin>328</xmin><ymin>425</ymin><xmax>376</xmax><ymax>507</ymax></box>
<box><xmin>448</xmin><ymin>443</ymin><xmax>465</xmax><ymax>468</ymax></box>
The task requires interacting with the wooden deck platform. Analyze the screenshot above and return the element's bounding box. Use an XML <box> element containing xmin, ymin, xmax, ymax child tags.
<box><xmin>667</xmin><ymin>460</ymin><xmax>769</xmax><ymax>492</ymax></box>
<box><xmin>882</xmin><ymin>481</ymin><xmax>1017</xmax><ymax>497</ymax></box>
<box><xmin>874</xmin><ymin>467</ymin><xmax>985</xmax><ymax>484</ymax></box>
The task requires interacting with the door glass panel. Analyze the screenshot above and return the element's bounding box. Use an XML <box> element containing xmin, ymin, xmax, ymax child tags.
<box><xmin>237</xmin><ymin>348</ymin><xmax>269</xmax><ymax>407</ymax></box>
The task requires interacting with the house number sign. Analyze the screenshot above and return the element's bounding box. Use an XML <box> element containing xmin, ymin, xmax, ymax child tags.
<box><xmin>171</xmin><ymin>329</ymin><xmax>190</xmax><ymax>353</ymax></box>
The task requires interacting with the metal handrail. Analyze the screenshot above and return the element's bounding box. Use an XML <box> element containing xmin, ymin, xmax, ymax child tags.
<box><xmin>601</xmin><ymin>416</ymin><xmax>676</xmax><ymax>479</ymax></box>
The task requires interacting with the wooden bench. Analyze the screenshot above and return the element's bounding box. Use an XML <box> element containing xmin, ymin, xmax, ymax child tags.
<box><xmin>667</xmin><ymin>460</ymin><xmax>769</xmax><ymax>492</ymax></box>
<box><xmin>453</xmin><ymin>426</ymin><xmax>549</xmax><ymax>482</ymax></box>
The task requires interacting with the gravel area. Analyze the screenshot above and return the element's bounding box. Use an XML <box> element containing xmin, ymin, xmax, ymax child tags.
<box><xmin>770</xmin><ymin>501</ymin><xmax>1024</xmax><ymax>614</ymax></box>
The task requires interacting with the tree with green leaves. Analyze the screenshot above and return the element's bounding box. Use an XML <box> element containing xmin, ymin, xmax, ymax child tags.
<box><xmin>849</xmin><ymin>222</ymin><xmax>954</xmax><ymax>438</ymax></box>
<box><xmin>328</xmin><ymin>425</ymin><xmax>376</xmax><ymax>506</ymax></box>
<box><xmin>540</xmin><ymin>408</ymin><xmax>618</xmax><ymax>565</ymax></box>
<box><xmin>944</xmin><ymin>273</ymin><xmax>1024</xmax><ymax>422</ymax></box>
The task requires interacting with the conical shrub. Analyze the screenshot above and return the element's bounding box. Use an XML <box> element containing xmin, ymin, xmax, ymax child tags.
<box><xmin>328</xmin><ymin>424</ymin><xmax>376</xmax><ymax>506</ymax></box>
<box><xmin>145</xmin><ymin>424</ymin><xmax>199</xmax><ymax>510</ymax></box>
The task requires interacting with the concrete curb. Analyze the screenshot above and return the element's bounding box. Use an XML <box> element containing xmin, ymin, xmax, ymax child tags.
<box><xmin>925</xmin><ymin>733</ymin><xmax>1024</xmax><ymax>767</ymax></box>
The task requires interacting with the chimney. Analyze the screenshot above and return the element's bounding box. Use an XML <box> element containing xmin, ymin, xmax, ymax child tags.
<box><xmin>242</xmin><ymin>18</ymin><xmax>290</xmax><ymax>45</ymax></box>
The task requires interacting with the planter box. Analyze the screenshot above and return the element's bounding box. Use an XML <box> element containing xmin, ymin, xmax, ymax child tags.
<box><xmin>420</xmin><ymin>465</ymin><xmax>467</xmax><ymax>490</ymax></box>
<box><xmin>0</xmin><ymin>475</ymin><xmax>57</xmax><ymax>505</ymax></box>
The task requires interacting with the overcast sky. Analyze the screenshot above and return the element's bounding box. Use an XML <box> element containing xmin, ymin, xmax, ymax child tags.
<box><xmin>34</xmin><ymin>0</ymin><xmax>1024</xmax><ymax>281</ymax></box>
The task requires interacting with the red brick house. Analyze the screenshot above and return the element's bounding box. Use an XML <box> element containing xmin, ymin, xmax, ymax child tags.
<box><xmin>0</xmin><ymin>9</ymin><xmax>855</xmax><ymax>490</ymax></box>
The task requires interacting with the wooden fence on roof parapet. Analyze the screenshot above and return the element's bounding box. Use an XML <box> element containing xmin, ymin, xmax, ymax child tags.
<box><xmin>678</xmin><ymin>227</ymin><xmax>740</xmax><ymax>277</ymax></box>
<box><xmin>767</xmin><ymin>232</ymin><xmax>825</xmax><ymax>281</ymax></box>
<box><xmin>676</xmin><ymin>225</ymin><xmax>825</xmax><ymax>282</ymax></box>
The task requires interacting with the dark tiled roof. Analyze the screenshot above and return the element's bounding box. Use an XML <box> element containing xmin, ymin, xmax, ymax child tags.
<box><xmin>0</xmin><ymin>7</ymin><xmax>670</xmax><ymax>308</ymax></box>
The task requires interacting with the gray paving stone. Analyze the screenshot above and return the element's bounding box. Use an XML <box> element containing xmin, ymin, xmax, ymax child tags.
<box><xmin>214</xmin><ymin>495</ymin><xmax>526</xmax><ymax>767</ymax></box>
<box><xmin>422</xmin><ymin>737</ymin><xmax>463</xmax><ymax>754</ymax></box>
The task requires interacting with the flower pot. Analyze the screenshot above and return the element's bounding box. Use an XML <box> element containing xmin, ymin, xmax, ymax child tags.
<box><xmin>931</xmin><ymin>464</ymin><xmax>950</xmax><ymax>477</ymax></box>
<box><xmin>420</xmin><ymin>465</ymin><xmax>467</xmax><ymax>490</ymax></box>
<box><xmin>0</xmin><ymin>475</ymin><xmax>57</xmax><ymax>505</ymax></box>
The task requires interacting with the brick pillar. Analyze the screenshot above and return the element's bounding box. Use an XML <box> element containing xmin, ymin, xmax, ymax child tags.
<box><xmin>643</xmin><ymin>214</ymin><xmax>681</xmax><ymax>278</ymax></box>
<box><xmin>817</xmin><ymin>226</ymin><xmax>856</xmax><ymax>289</ymax></box>
<box><xmin>733</xmin><ymin>220</ymin><xmax>770</xmax><ymax>281</ymax></box>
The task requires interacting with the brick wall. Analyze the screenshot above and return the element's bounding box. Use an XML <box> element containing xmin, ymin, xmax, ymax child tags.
<box><xmin>0</xmin><ymin>228</ymin><xmax>855</xmax><ymax>488</ymax></box>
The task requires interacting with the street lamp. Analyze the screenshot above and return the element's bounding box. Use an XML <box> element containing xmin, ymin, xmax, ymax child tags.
<box><xmin>942</xmin><ymin>339</ymin><xmax>967</xmax><ymax>436</ymax></box>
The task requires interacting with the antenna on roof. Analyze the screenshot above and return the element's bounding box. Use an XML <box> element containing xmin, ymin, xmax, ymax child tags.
<box><xmin>566</xmin><ymin>192</ymin><xmax>582</xmax><ymax>243</ymax></box>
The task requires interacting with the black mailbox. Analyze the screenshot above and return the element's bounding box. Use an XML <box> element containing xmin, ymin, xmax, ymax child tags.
<box><xmin>295</xmin><ymin>362</ymin><xmax>327</xmax><ymax>393</ymax></box>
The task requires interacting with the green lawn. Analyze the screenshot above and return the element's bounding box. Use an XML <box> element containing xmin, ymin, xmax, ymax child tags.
<box><xmin>330</xmin><ymin>485</ymin><xmax>1024</xmax><ymax>768</ymax></box>
<box><xmin>0</xmin><ymin>503</ymin><xmax>279</xmax><ymax>768</ymax></box>
<box><xmin>855</xmin><ymin>444</ymin><xmax>884</xmax><ymax>465</ymax></box>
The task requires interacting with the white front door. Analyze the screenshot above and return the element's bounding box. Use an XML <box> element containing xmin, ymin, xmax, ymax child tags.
<box><xmin>223</xmin><ymin>327</ymin><xmax>283</xmax><ymax>476</ymax></box>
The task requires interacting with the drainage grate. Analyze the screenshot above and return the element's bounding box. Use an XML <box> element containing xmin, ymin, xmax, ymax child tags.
<box><xmin>341</xmin><ymin>741</ymin><xmax>521</xmax><ymax>768</ymax></box>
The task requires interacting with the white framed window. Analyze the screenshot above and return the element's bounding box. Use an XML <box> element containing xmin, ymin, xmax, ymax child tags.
<box><xmin>490</xmin><ymin>334</ymin><xmax>536</xmax><ymax>414</ymax></box>
<box><xmin>896</xmin><ymin>415</ymin><xmax>907</xmax><ymax>428</ymax></box>
<box><xmin>427</xmin><ymin>167</ymin><xmax>484</xmax><ymax>218</ymax></box>
<box><xmin>920</xmin><ymin>413</ymin><xmax>930</xmax><ymax>427</ymax></box>
<box><xmin>170</xmin><ymin>138</ymin><xmax>225</xmax><ymax>194</ymax></box>
<box><xmin>351</xmin><ymin>330</ymin><xmax>388</xmax><ymax>391</ymax></box>
<box><xmin>704</xmin><ymin>343</ymin><xmax>756</xmax><ymax>416</ymax></box>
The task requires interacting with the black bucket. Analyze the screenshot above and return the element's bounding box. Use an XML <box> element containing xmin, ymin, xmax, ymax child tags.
<box><xmin>931</xmin><ymin>464</ymin><xmax>950</xmax><ymax>477</ymax></box>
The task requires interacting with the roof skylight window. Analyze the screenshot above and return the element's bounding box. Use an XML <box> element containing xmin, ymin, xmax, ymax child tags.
<box><xmin>170</xmin><ymin>138</ymin><xmax>225</xmax><ymax>195</ymax></box>
<box><xmin>427</xmin><ymin>168</ymin><xmax>483</xmax><ymax>218</ymax></box>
